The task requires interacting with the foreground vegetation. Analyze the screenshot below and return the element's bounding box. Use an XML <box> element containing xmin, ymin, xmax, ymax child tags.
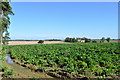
<box><xmin>3</xmin><ymin>42</ymin><xmax>120</xmax><ymax>78</ymax></box>
<box><xmin>0</xmin><ymin>49</ymin><xmax>14</xmax><ymax>78</ymax></box>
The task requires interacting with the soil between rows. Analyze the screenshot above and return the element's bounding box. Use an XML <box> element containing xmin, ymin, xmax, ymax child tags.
<box><xmin>2</xmin><ymin>60</ymin><xmax>53</xmax><ymax>78</ymax></box>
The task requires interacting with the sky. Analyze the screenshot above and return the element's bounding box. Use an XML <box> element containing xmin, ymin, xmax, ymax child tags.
<box><xmin>9</xmin><ymin>2</ymin><xmax>118</xmax><ymax>40</ymax></box>
<box><xmin>11</xmin><ymin>0</ymin><xmax>119</xmax><ymax>2</ymax></box>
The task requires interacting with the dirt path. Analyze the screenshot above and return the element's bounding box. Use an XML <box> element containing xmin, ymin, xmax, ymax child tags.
<box><xmin>2</xmin><ymin>61</ymin><xmax>53</xmax><ymax>78</ymax></box>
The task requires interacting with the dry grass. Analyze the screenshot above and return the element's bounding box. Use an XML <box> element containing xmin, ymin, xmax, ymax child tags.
<box><xmin>8</xmin><ymin>41</ymin><xmax>66</xmax><ymax>45</ymax></box>
<box><xmin>8</xmin><ymin>40</ymin><xmax>119</xmax><ymax>45</ymax></box>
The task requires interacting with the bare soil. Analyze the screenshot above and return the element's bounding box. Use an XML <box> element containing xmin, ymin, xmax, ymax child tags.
<box><xmin>2</xmin><ymin>60</ymin><xmax>53</xmax><ymax>78</ymax></box>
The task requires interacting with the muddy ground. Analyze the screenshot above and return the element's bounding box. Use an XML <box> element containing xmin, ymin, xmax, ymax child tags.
<box><xmin>2</xmin><ymin>61</ymin><xmax>53</xmax><ymax>78</ymax></box>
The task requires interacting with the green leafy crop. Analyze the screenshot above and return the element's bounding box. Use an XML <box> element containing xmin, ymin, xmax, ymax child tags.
<box><xmin>5</xmin><ymin>42</ymin><xmax>120</xmax><ymax>77</ymax></box>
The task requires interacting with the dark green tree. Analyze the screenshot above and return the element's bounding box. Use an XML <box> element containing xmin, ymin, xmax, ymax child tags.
<box><xmin>101</xmin><ymin>37</ymin><xmax>105</xmax><ymax>42</ymax></box>
<box><xmin>0</xmin><ymin>2</ymin><xmax>14</xmax><ymax>45</ymax></box>
<box><xmin>3</xmin><ymin>31</ymin><xmax>10</xmax><ymax>44</ymax></box>
<box><xmin>81</xmin><ymin>37</ymin><xmax>87</xmax><ymax>40</ymax></box>
<box><xmin>106</xmin><ymin>37</ymin><xmax>111</xmax><ymax>42</ymax></box>
<box><xmin>65</xmin><ymin>37</ymin><xmax>71</xmax><ymax>42</ymax></box>
<box><xmin>81</xmin><ymin>37</ymin><xmax>91</xmax><ymax>43</ymax></box>
<box><xmin>65</xmin><ymin>37</ymin><xmax>77</xmax><ymax>42</ymax></box>
<box><xmin>92</xmin><ymin>40</ymin><xmax>97</xmax><ymax>43</ymax></box>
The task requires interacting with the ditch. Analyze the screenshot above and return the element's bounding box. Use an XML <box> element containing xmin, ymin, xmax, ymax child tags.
<box><xmin>2</xmin><ymin>53</ymin><xmax>53</xmax><ymax>78</ymax></box>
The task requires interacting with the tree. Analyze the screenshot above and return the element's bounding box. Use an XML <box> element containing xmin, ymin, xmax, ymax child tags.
<box><xmin>92</xmin><ymin>40</ymin><xmax>97</xmax><ymax>43</ymax></box>
<box><xmin>72</xmin><ymin>38</ymin><xmax>76</xmax><ymax>42</ymax></box>
<box><xmin>106</xmin><ymin>37</ymin><xmax>111</xmax><ymax>42</ymax></box>
<box><xmin>85</xmin><ymin>39</ymin><xmax>91</xmax><ymax>43</ymax></box>
<box><xmin>3</xmin><ymin>31</ymin><xmax>10</xmax><ymax>44</ymax></box>
<box><xmin>81</xmin><ymin>37</ymin><xmax>87</xmax><ymax>40</ymax></box>
<box><xmin>65</xmin><ymin>37</ymin><xmax>70</xmax><ymax>42</ymax></box>
<box><xmin>81</xmin><ymin>37</ymin><xmax>91</xmax><ymax>43</ymax></box>
<box><xmin>0</xmin><ymin>2</ymin><xmax>14</xmax><ymax>45</ymax></box>
<box><xmin>65</xmin><ymin>37</ymin><xmax>77</xmax><ymax>42</ymax></box>
<box><xmin>101</xmin><ymin>37</ymin><xmax>105</xmax><ymax>42</ymax></box>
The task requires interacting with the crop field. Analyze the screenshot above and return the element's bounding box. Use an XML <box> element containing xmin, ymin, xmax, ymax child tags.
<box><xmin>3</xmin><ymin>42</ymin><xmax>120</xmax><ymax>78</ymax></box>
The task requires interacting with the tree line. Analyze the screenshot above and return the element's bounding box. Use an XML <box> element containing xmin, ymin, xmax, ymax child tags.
<box><xmin>37</xmin><ymin>37</ymin><xmax>111</xmax><ymax>44</ymax></box>
<box><xmin>64</xmin><ymin>37</ymin><xmax>111</xmax><ymax>43</ymax></box>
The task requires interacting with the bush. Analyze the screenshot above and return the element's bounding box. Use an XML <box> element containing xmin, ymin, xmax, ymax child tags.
<box><xmin>85</xmin><ymin>39</ymin><xmax>91</xmax><ymax>43</ymax></box>
<box><xmin>2</xmin><ymin>69</ymin><xmax>14</xmax><ymax>77</ymax></box>
<box><xmin>38</xmin><ymin>40</ymin><xmax>44</xmax><ymax>44</ymax></box>
<box><xmin>92</xmin><ymin>40</ymin><xmax>97</xmax><ymax>43</ymax></box>
<box><xmin>2</xmin><ymin>40</ymin><xmax>9</xmax><ymax>45</ymax></box>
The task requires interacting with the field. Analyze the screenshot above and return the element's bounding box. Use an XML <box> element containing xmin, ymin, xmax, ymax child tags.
<box><xmin>8</xmin><ymin>41</ymin><xmax>67</xmax><ymax>45</ymax></box>
<box><xmin>3</xmin><ymin>42</ymin><xmax>120</xmax><ymax>79</ymax></box>
<box><xmin>8</xmin><ymin>40</ymin><xmax>119</xmax><ymax>45</ymax></box>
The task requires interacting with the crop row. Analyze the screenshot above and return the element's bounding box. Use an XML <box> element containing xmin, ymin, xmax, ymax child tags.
<box><xmin>4</xmin><ymin>43</ymin><xmax>120</xmax><ymax>78</ymax></box>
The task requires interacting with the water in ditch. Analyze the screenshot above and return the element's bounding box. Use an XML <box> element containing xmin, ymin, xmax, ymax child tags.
<box><xmin>5</xmin><ymin>54</ymin><xmax>14</xmax><ymax>64</ymax></box>
<box><xmin>4</xmin><ymin>52</ymin><xmax>52</xmax><ymax>78</ymax></box>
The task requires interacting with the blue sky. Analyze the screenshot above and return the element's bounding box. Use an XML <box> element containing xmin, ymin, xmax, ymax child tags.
<box><xmin>11</xmin><ymin>0</ymin><xmax>119</xmax><ymax>2</ymax></box>
<box><xmin>9</xmin><ymin>2</ymin><xmax>118</xmax><ymax>40</ymax></box>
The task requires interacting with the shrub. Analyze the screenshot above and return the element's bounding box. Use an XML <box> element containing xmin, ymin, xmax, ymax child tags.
<box><xmin>38</xmin><ymin>40</ymin><xmax>44</xmax><ymax>44</ymax></box>
<box><xmin>85</xmin><ymin>39</ymin><xmax>91</xmax><ymax>43</ymax></box>
<box><xmin>2</xmin><ymin>69</ymin><xmax>14</xmax><ymax>77</ymax></box>
<box><xmin>92</xmin><ymin>40</ymin><xmax>97</xmax><ymax>43</ymax></box>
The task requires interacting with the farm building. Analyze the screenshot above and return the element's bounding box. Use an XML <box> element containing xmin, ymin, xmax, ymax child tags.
<box><xmin>77</xmin><ymin>38</ymin><xmax>85</xmax><ymax>42</ymax></box>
